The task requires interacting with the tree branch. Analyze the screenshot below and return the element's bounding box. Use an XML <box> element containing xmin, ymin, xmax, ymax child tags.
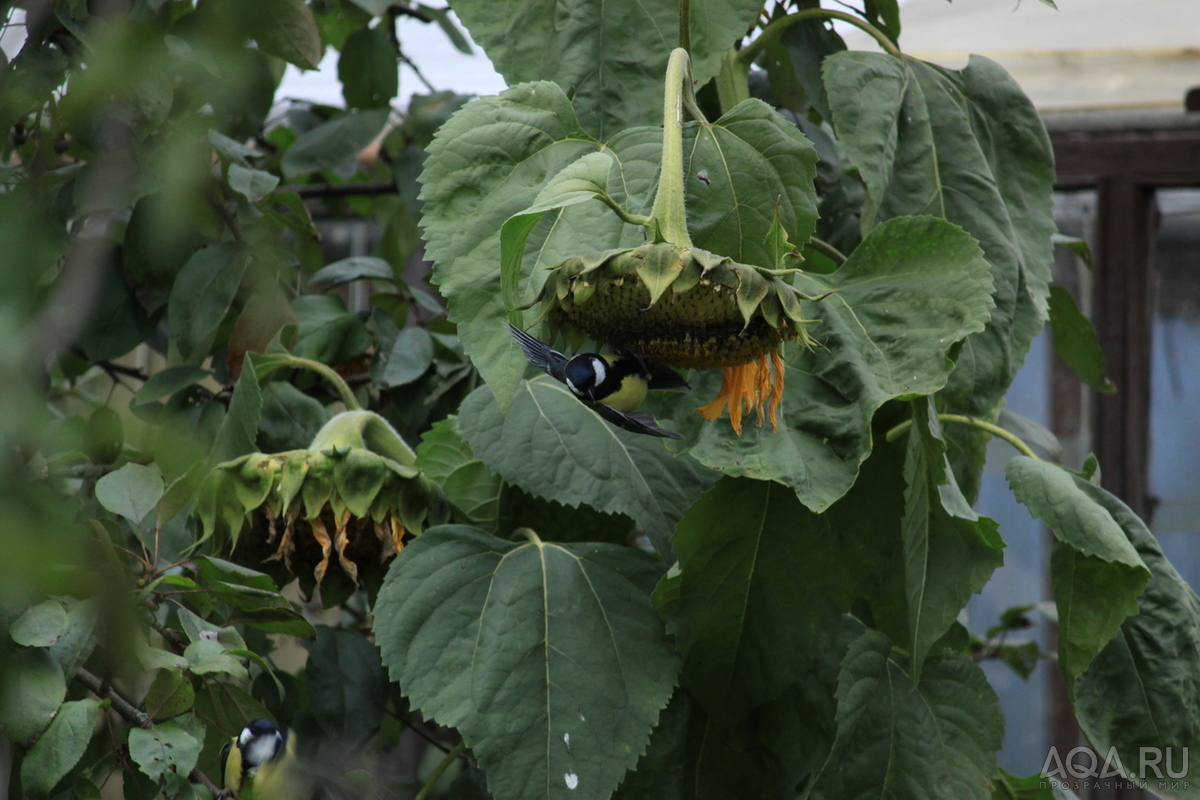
<box><xmin>75</xmin><ymin>667</ymin><xmax>224</xmax><ymax>795</ymax></box>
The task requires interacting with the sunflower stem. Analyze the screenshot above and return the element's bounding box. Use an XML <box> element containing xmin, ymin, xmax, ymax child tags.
<box><xmin>807</xmin><ymin>236</ymin><xmax>848</xmax><ymax>266</ymax></box>
<box><xmin>738</xmin><ymin>8</ymin><xmax>901</xmax><ymax>66</ymax></box>
<box><xmin>885</xmin><ymin>413</ymin><xmax>1040</xmax><ymax>461</ymax></box>
<box><xmin>270</xmin><ymin>353</ymin><xmax>362</xmax><ymax>410</ymax></box>
<box><xmin>518</xmin><ymin>527</ymin><xmax>544</xmax><ymax>546</ymax></box>
<box><xmin>649</xmin><ymin>48</ymin><xmax>695</xmax><ymax>248</ymax></box>
<box><xmin>309</xmin><ymin>410</ymin><xmax>418</xmax><ymax>467</ymax></box>
<box><xmin>413</xmin><ymin>742</ymin><xmax>468</xmax><ymax>800</ymax></box>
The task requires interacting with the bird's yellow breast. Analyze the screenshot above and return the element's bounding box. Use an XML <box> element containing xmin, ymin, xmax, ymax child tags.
<box><xmin>602</xmin><ymin>374</ymin><xmax>648</xmax><ymax>413</ymax></box>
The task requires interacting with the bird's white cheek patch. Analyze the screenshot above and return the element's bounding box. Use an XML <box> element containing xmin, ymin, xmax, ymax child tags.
<box><xmin>591</xmin><ymin>358</ymin><xmax>607</xmax><ymax>386</ymax></box>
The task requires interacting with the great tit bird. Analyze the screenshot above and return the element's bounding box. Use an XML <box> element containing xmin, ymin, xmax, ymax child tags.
<box><xmin>221</xmin><ymin>719</ymin><xmax>297</xmax><ymax>799</ymax></box>
<box><xmin>507</xmin><ymin>323</ymin><xmax>690</xmax><ymax>439</ymax></box>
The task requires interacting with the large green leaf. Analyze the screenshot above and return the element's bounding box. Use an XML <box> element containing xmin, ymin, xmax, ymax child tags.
<box><xmin>810</xmin><ymin>631</ymin><xmax>1002</xmax><ymax>800</ymax></box>
<box><xmin>305</xmin><ymin>626</ymin><xmax>387</xmax><ymax>738</ymax></box>
<box><xmin>1006</xmin><ymin>457</ymin><xmax>1150</xmax><ymax>690</ymax></box>
<box><xmin>900</xmin><ymin>400</ymin><xmax>1004</xmax><ymax>679</ymax></box>
<box><xmin>419</xmin><ymin>81</ymin><xmax>819</xmax><ymax>410</ymax></box>
<box><xmin>448</xmin><ymin>0</ymin><xmax>762</xmax><ymax>139</ymax></box>
<box><xmin>1047</xmin><ymin>285</ymin><xmax>1115</xmax><ymax>394</ymax></box>
<box><xmin>824</xmin><ymin>53</ymin><xmax>1055</xmax><ymax>415</ymax></box>
<box><xmin>678</xmin><ymin>214</ymin><xmax>994</xmax><ymax>512</ymax></box>
<box><xmin>458</xmin><ymin>378</ymin><xmax>717</xmax><ymax>558</ymax></box>
<box><xmin>682</xmin><ymin>98</ymin><xmax>819</xmax><ymax>269</ymax></box>
<box><xmin>375</xmin><ymin>525</ymin><xmax>680</xmax><ymax>800</ymax></box>
<box><xmin>1069</xmin><ymin>486</ymin><xmax>1200</xmax><ymax>795</ymax></box>
<box><xmin>667</xmin><ymin>465</ymin><xmax>902</xmax><ymax>723</ymax></box>
<box><xmin>415</xmin><ymin>416</ymin><xmax>503</xmax><ymax>528</ymax></box>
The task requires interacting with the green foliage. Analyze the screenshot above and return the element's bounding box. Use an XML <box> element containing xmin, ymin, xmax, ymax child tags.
<box><xmin>679</xmin><ymin>214</ymin><xmax>995</xmax><ymax>511</ymax></box>
<box><xmin>375</xmin><ymin>525</ymin><xmax>679</xmax><ymax>800</ymax></box>
<box><xmin>1006</xmin><ymin>457</ymin><xmax>1150</xmax><ymax>689</ymax></box>
<box><xmin>1</xmin><ymin>0</ymin><xmax>1194</xmax><ymax>798</ymax></box>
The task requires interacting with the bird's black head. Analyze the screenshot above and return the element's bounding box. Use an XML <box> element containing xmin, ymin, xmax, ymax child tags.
<box><xmin>239</xmin><ymin>719</ymin><xmax>285</xmax><ymax>767</ymax></box>
<box><xmin>564</xmin><ymin>354</ymin><xmax>607</xmax><ymax>400</ymax></box>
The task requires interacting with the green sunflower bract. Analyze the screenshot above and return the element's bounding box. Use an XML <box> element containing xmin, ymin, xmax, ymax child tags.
<box><xmin>195</xmin><ymin>411</ymin><xmax>449</xmax><ymax>603</ymax></box>
<box><xmin>540</xmin><ymin>240</ymin><xmax>819</xmax><ymax>369</ymax></box>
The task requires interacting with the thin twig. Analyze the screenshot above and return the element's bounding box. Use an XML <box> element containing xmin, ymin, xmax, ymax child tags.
<box><xmin>398</xmin><ymin>50</ymin><xmax>438</xmax><ymax>93</ymax></box>
<box><xmin>208</xmin><ymin>193</ymin><xmax>247</xmax><ymax>247</ymax></box>
<box><xmin>389</xmin><ymin>3</ymin><xmax>434</xmax><ymax>23</ymax></box>
<box><xmin>276</xmin><ymin>181</ymin><xmax>398</xmax><ymax>199</ymax></box>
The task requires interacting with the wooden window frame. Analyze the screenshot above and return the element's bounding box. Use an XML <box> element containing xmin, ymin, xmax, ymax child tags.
<box><xmin>1046</xmin><ymin>116</ymin><xmax>1200</xmax><ymax>794</ymax></box>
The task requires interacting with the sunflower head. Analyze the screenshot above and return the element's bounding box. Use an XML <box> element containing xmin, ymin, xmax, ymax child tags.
<box><xmin>536</xmin><ymin>241</ymin><xmax>823</xmax><ymax>433</ymax></box>
<box><xmin>195</xmin><ymin>416</ymin><xmax>449</xmax><ymax>605</ymax></box>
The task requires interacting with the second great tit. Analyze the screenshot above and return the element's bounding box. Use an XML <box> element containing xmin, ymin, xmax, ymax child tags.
<box><xmin>507</xmin><ymin>323</ymin><xmax>690</xmax><ymax>439</ymax></box>
<box><xmin>220</xmin><ymin>719</ymin><xmax>297</xmax><ymax>799</ymax></box>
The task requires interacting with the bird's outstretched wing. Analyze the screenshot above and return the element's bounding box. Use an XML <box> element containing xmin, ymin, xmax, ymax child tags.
<box><xmin>644</xmin><ymin>362</ymin><xmax>691</xmax><ymax>393</ymax></box>
<box><xmin>592</xmin><ymin>403</ymin><xmax>685</xmax><ymax>440</ymax></box>
<box><xmin>507</xmin><ymin>323</ymin><xmax>567</xmax><ymax>380</ymax></box>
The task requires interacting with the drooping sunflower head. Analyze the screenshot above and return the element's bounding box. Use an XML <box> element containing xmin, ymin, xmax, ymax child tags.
<box><xmin>536</xmin><ymin>241</ymin><xmax>823</xmax><ymax>433</ymax></box>
<box><xmin>196</xmin><ymin>437</ymin><xmax>449</xmax><ymax>605</ymax></box>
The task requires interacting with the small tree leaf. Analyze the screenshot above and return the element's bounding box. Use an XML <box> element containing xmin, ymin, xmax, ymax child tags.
<box><xmin>168</xmin><ymin>243</ymin><xmax>246</xmax><ymax>365</ymax></box>
<box><xmin>206</xmin><ymin>359</ymin><xmax>262</xmax><ymax>468</ymax></box>
<box><xmin>47</xmin><ymin>597</ymin><xmax>100</xmax><ymax>678</ymax></box>
<box><xmin>143</xmin><ymin>669</ymin><xmax>195</xmax><ymax>721</ymax></box>
<box><xmin>458</xmin><ymin>378</ymin><xmax>718</xmax><ymax>558</ymax></box>
<box><xmin>338</xmin><ymin>26</ymin><xmax>398</xmax><ymax>109</ymax></box>
<box><xmin>95</xmin><ymin>463</ymin><xmax>165</xmax><ymax>526</ymax></box>
<box><xmin>19</xmin><ymin>698</ymin><xmax>102</xmax><ymax>794</ymax></box>
<box><xmin>1007</xmin><ymin>456</ymin><xmax>1151</xmax><ymax>690</ymax></box>
<box><xmin>308</xmin><ymin>256</ymin><xmax>396</xmax><ymax>287</ymax></box>
<box><xmin>383</xmin><ymin>326</ymin><xmax>434</xmax><ymax>387</ymax></box>
<box><xmin>226</xmin><ymin>163</ymin><xmax>279</xmax><ymax>202</ymax></box>
<box><xmin>0</xmin><ymin>648</ymin><xmax>67</xmax><ymax>743</ymax></box>
<box><xmin>134</xmin><ymin>366</ymin><xmax>211</xmax><ymax>405</ymax></box>
<box><xmin>1048</xmin><ymin>285</ymin><xmax>1115</xmax><ymax>393</ymax></box>
<box><xmin>128</xmin><ymin>722</ymin><xmax>201</xmax><ymax>782</ymax></box>
<box><xmin>1052</xmin><ymin>232</ymin><xmax>1091</xmax><ymax>269</ymax></box>
<box><xmin>375</xmin><ymin>525</ymin><xmax>680</xmax><ymax>800</ymax></box>
<box><xmin>10</xmin><ymin>599</ymin><xmax>69</xmax><ymax>647</ymax></box>
<box><xmin>208</xmin><ymin>129</ymin><xmax>263</xmax><ymax>164</ymax></box>
<box><xmin>282</xmin><ymin>108</ymin><xmax>390</xmax><ymax>180</ymax></box>
<box><xmin>247</xmin><ymin>0</ymin><xmax>323</xmax><ymax>69</ymax></box>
